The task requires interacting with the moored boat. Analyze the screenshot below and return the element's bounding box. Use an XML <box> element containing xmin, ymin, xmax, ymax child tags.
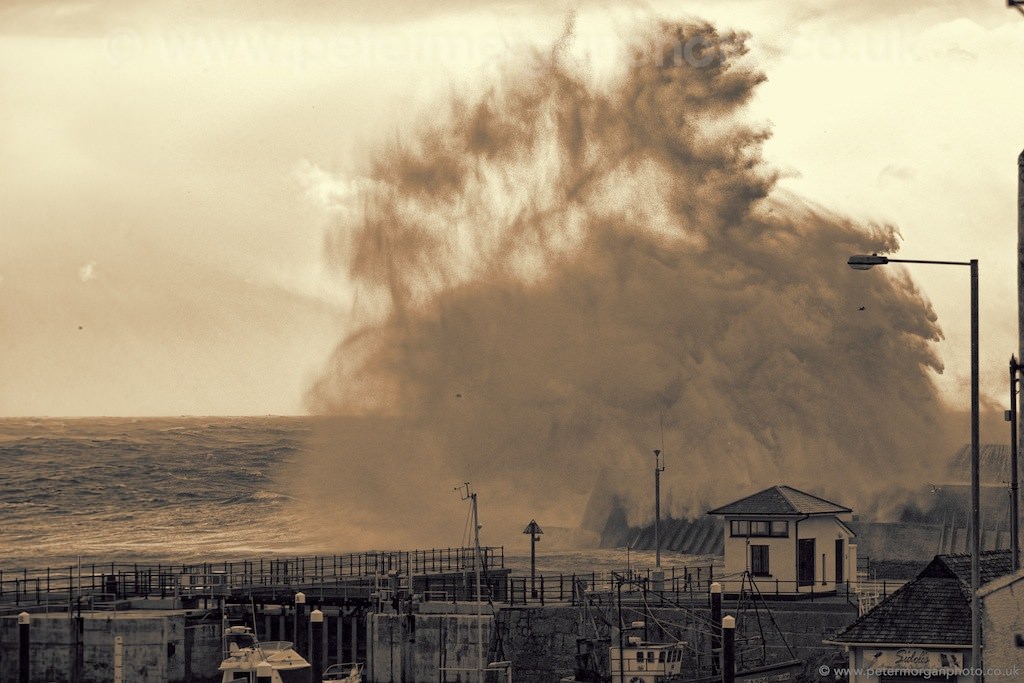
<box><xmin>218</xmin><ymin>625</ymin><xmax>312</xmax><ymax>683</ymax></box>
<box><xmin>610</xmin><ymin>637</ymin><xmax>688</xmax><ymax>682</ymax></box>
<box><xmin>322</xmin><ymin>662</ymin><xmax>364</xmax><ymax>682</ymax></box>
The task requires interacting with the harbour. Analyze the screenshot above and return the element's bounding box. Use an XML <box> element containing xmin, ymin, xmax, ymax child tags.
<box><xmin>0</xmin><ymin>545</ymin><xmax>870</xmax><ymax>682</ymax></box>
<box><xmin>7</xmin><ymin>1</ymin><xmax>1024</xmax><ymax>681</ymax></box>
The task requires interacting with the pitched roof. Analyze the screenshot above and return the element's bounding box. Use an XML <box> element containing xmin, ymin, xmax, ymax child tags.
<box><xmin>928</xmin><ymin>549</ymin><xmax>1012</xmax><ymax>587</ymax></box>
<box><xmin>829</xmin><ymin>549</ymin><xmax>1012</xmax><ymax>646</ymax></box>
<box><xmin>706</xmin><ymin>485</ymin><xmax>851</xmax><ymax>516</ymax></box>
<box><xmin>830</xmin><ymin>577</ymin><xmax>971</xmax><ymax>645</ymax></box>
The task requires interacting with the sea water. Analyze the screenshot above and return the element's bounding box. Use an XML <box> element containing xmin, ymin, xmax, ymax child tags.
<box><xmin>0</xmin><ymin>416</ymin><xmax>711</xmax><ymax>575</ymax></box>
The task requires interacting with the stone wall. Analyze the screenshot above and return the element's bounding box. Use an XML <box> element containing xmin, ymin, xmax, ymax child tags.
<box><xmin>490</xmin><ymin>601</ymin><xmax>859</xmax><ymax>683</ymax></box>
<box><xmin>368</xmin><ymin>610</ymin><xmax>494</xmax><ymax>683</ymax></box>
<box><xmin>0</xmin><ymin>609</ymin><xmax>223</xmax><ymax>683</ymax></box>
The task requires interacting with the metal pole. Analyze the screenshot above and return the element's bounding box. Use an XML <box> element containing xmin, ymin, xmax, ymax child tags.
<box><xmin>848</xmin><ymin>253</ymin><xmax>981</xmax><ymax>680</ymax></box>
<box><xmin>530</xmin><ymin>532</ymin><xmax>537</xmax><ymax>599</ymax></box>
<box><xmin>617</xmin><ymin>579</ymin><xmax>625</xmax><ymax>683</ymax></box>
<box><xmin>654</xmin><ymin>449</ymin><xmax>663</xmax><ymax>568</ymax></box>
<box><xmin>1018</xmin><ymin>149</ymin><xmax>1024</xmax><ymax>577</ymax></box>
<box><xmin>710</xmin><ymin>582</ymin><xmax>722</xmax><ymax>676</ymax></box>
<box><xmin>971</xmin><ymin>259</ymin><xmax>981</xmax><ymax>683</ymax></box>
<box><xmin>1010</xmin><ymin>356</ymin><xmax>1020</xmax><ymax>571</ymax></box>
<box><xmin>473</xmin><ymin>492</ymin><xmax>483</xmax><ymax>679</ymax></box>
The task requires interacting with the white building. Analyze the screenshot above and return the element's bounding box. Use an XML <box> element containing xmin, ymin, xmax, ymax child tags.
<box><xmin>707</xmin><ymin>485</ymin><xmax>856</xmax><ymax>596</ymax></box>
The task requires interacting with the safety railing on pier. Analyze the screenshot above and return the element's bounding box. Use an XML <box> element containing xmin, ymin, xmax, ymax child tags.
<box><xmin>0</xmin><ymin>548</ymin><xmax>899</xmax><ymax>612</ymax></box>
<box><xmin>0</xmin><ymin>546</ymin><xmax>504</xmax><ymax>609</ymax></box>
<box><xmin>421</xmin><ymin>568</ymin><xmax>900</xmax><ymax>608</ymax></box>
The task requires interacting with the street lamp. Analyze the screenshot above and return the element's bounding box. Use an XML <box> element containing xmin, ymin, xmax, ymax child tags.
<box><xmin>847</xmin><ymin>253</ymin><xmax>980</xmax><ymax>682</ymax></box>
<box><xmin>523</xmin><ymin>519</ymin><xmax>543</xmax><ymax>599</ymax></box>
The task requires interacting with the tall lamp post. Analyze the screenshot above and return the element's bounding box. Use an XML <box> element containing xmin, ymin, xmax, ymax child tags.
<box><xmin>523</xmin><ymin>519</ymin><xmax>543</xmax><ymax>599</ymax></box>
<box><xmin>848</xmin><ymin>253</ymin><xmax>980</xmax><ymax>682</ymax></box>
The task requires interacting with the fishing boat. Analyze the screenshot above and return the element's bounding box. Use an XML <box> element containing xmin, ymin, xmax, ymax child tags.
<box><xmin>218</xmin><ymin>625</ymin><xmax>312</xmax><ymax>683</ymax></box>
<box><xmin>322</xmin><ymin>662</ymin><xmax>365</xmax><ymax>682</ymax></box>
<box><xmin>564</xmin><ymin>572</ymin><xmax>803</xmax><ymax>683</ymax></box>
<box><xmin>610</xmin><ymin>636</ymin><xmax>688</xmax><ymax>682</ymax></box>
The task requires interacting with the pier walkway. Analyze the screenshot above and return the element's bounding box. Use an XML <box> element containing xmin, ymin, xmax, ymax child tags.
<box><xmin>0</xmin><ymin>546</ymin><xmax>891</xmax><ymax>615</ymax></box>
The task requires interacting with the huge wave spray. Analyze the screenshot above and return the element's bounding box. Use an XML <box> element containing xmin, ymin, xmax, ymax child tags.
<box><xmin>297</xmin><ymin>19</ymin><xmax>956</xmax><ymax>550</ymax></box>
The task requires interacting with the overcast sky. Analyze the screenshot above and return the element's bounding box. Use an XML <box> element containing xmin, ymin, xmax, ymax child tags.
<box><xmin>2</xmin><ymin>0</ymin><xmax>1022</xmax><ymax>417</ymax></box>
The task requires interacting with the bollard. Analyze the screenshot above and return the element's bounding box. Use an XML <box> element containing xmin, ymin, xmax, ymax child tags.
<box><xmin>722</xmin><ymin>615</ymin><xmax>735</xmax><ymax>683</ymax></box>
<box><xmin>310</xmin><ymin>608</ymin><xmax>324</xmax><ymax>681</ymax></box>
<box><xmin>294</xmin><ymin>592</ymin><xmax>306</xmax><ymax>655</ymax></box>
<box><xmin>18</xmin><ymin>611</ymin><xmax>30</xmax><ymax>683</ymax></box>
<box><xmin>256</xmin><ymin>661</ymin><xmax>273</xmax><ymax>683</ymax></box>
<box><xmin>710</xmin><ymin>582</ymin><xmax>722</xmax><ymax>675</ymax></box>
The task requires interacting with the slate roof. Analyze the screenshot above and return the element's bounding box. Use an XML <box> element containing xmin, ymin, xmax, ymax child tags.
<box><xmin>706</xmin><ymin>485</ymin><xmax>851</xmax><ymax>516</ymax></box>
<box><xmin>829</xmin><ymin>549</ymin><xmax>1012</xmax><ymax>646</ymax></box>
<box><xmin>931</xmin><ymin>549</ymin><xmax>1012</xmax><ymax>586</ymax></box>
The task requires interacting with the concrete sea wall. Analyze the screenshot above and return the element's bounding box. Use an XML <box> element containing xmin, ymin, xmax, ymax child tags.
<box><xmin>369</xmin><ymin>600</ymin><xmax>859</xmax><ymax>683</ymax></box>
<box><xmin>0</xmin><ymin>609</ymin><xmax>222</xmax><ymax>683</ymax></box>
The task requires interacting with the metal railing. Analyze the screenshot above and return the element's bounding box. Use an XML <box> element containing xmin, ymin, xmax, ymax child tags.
<box><xmin>0</xmin><ymin>546</ymin><xmax>505</xmax><ymax>608</ymax></box>
<box><xmin>424</xmin><ymin>569</ymin><xmax>899</xmax><ymax>608</ymax></box>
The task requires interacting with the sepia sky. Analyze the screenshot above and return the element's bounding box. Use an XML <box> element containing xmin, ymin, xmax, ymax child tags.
<box><xmin>2</xmin><ymin>0</ymin><xmax>1022</xmax><ymax>417</ymax></box>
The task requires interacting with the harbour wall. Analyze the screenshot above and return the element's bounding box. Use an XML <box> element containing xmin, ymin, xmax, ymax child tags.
<box><xmin>0</xmin><ymin>608</ymin><xmax>221</xmax><ymax>683</ymax></box>
<box><xmin>369</xmin><ymin>600</ymin><xmax>859</xmax><ymax>683</ymax></box>
<box><xmin>0</xmin><ymin>600</ymin><xmax>368</xmax><ymax>683</ymax></box>
<box><xmin>0</xmin><ymin>598</ymin><xmax>857</xmax><ymax>682</ymax></box>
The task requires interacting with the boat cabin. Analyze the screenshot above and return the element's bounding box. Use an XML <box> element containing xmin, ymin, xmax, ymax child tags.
<box><xmin>610</xmin><ymin>637</ymin><xmax>687</xmax><ymax>682</ymax></box>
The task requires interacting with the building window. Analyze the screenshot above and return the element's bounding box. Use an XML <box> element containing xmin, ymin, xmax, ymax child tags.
<box><xmin>730</xmin><ymin>519</ymin><xmax>789</xmax><ymax>537</ymax></box>
<box><xmin>751</xmin><ymin>545</ymin><xmax>770</xmax><ymax>576</ymax></box>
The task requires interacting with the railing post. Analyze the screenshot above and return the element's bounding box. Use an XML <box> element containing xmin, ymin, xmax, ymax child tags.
<box><xmin>540</xmin><ymin>575</ymin><xmax>545</xmax><ymax>605</ymax></box>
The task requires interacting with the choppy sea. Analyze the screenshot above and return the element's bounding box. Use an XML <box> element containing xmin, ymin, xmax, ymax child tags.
<box><xmin>0</xmin><ymin>417</ymin><xmax>706</xmax><ymax>575</ymax></box>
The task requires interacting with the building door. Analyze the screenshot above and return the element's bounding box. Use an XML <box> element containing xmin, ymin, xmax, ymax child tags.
<box><xmin>798</xmin><ymin>539</ymin><xmax>815</xmax><ymax>586</ymax></box>
<box><xmin>835</xmin><ymin>539</ymin><xmax>844</xmax><ymax>584</ymax></box>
